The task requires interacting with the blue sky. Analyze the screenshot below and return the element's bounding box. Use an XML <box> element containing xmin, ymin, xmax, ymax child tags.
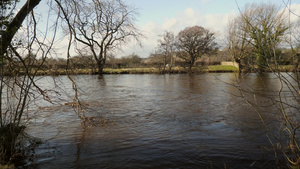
<box><xmin>124</xmin><ymin>0</ymin><xmax>287</xmax><ymax>25</ymax></box>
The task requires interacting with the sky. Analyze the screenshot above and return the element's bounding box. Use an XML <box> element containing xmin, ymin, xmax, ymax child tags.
<box><xmin>16</xmin><ymin>0</ymin><xmax>300</xmax><ymax>58</ymax></box>
<box><xmin>116</xmin><ymin>0</ymin><xmax>300</xmax><ymax>58</ymax></box>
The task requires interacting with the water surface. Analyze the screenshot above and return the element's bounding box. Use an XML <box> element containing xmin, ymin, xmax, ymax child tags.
<box><xmin>24</xmin><ymin>73</ymin><xmax>294</xmax><ymax>168</ymax></box>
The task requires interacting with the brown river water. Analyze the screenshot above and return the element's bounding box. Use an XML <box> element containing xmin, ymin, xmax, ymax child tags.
<box><xmin>22</xmin><ymin>73</ymin><xmax>298</xmax><ymax>168</ymax></box>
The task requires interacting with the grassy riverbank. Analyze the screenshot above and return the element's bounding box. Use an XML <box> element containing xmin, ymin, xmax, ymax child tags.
<box><xmin>4</xmin><ymin>65</ymin><xmax>299</xmax><ymax>76</ymax></box>
<box><xmin>31</xmin><ymin>65</ymin><xmax>239</xmax><ymax>76</ymax></box>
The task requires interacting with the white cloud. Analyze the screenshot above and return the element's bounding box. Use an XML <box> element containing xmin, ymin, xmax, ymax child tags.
<box><xmin>162</xmin><ymin>18</ymin><xmax>177</xmax><ymax>30</ymax></box>
<box><xmin>118</xmin><ymin>21</ymin><xmax>163</xmax><ymax>57</ymax></box>
<box><xmin>184</xmin><ymin>8</ymin><xmax>196</xmax><ymax>17</ymax></box>
<box><xmin>287</xmin><ymin>3</ymin><xmax>300</xmax><ymax>23</ymax></box>
<box><xmin>200</xmin><ymin>0</ymin><xmax>211</xmax><ymax>4</ymax></box>
<box><xmin>118</xmin><ymin>7</ymin><xmax>237</xmax><ymax>58</ymax></box>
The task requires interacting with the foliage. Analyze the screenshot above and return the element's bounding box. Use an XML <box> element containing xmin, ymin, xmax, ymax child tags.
<box><xmin>176</xmin><ymin>25</ymin><xmax>218</xmax><ymax>72</ymax></box>
<box><xmin>0</xmin><ymin>123</ymin><xmax>25</xmax><ymax>163</ymax></box>
<box><xmin>232</xmin><ymin>3</ymin><xmax>288</xmax><ymax>72</ymax></box>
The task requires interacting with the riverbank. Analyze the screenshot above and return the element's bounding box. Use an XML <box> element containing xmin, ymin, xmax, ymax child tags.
<box><xmin>14</xmin><ymin>65</ymin><xmax>238</xmax><ymax>76</ymax></box>
<box><xmin>3</xmin><ymin>65</ymin><xmax>299</xmax><ymax>76</ymax></box>
<box><xmin>103</xmin><ymin>65</ymin><xmax>239</xmax><ymax>74</ymax></box>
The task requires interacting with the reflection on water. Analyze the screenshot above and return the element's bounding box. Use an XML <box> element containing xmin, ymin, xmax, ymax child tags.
<box><xmin>23</xmin><ymin>73</ymin><xmax>296</xmax><ymax>168</ymax></box>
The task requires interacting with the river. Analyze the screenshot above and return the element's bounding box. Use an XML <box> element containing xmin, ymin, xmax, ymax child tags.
<box><xmin>23</xmin><ymin>73</ymin><xmax>297</xmax><ymax>168</ymax></box>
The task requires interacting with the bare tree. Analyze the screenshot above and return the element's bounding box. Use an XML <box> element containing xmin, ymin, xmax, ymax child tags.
<box><xmin>227</xmin><ymin>16</ymin><xmax>253</xmax><ymax>73</ymax></box>
<box><xmin>156</xmin><ymin>31</ymin><xmax>176</xmax><ymax>73</ymax></box>
<box><xmin>147</xmin><ymin>52</ymin><xmax>166</xmax><ymax>72</ymax></box>
<box><xmin>176</xmin><ymin>26</ymin><xmax>218</xmax><ymax>73</ymax></box>
<box><xmin>0</xmin><ymin>0</ymin><xmax>61</xmax><ymax>164</ymax></box>
<box><xmin>0</xmin><ymin>0</ymin><xmax>100</xmax><ymax>165</ymax></box>
<box><xmin>59</xmin><ymin>0</ymin><xmax>142</xmax><ymax>76</ymax></box>
<box><xmin>0</xmin><ymin>0</ymin><xmax>128</xmax><ymax>165</ymax></box>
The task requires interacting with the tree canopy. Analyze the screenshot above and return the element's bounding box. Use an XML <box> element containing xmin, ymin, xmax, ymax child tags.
<box><xmin>228</xmin><ymin>3</ymin><xmax>288</xmax><ymax>72</ymax></box>
<box><xmin>176</xmin><ymin>25</ymin><xmax>218</xmax><ymax>72</ymax></box>
<box><xmin>57</xmin><ymin>0</ymin><xmax>142</xmax><ymax>75</ymax></box>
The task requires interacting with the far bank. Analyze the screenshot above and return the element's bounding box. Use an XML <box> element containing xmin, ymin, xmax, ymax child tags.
<box><xmin>3</xmin><ymin>65</ymin><xmax>300</xmax><ymax>76</ymax></box>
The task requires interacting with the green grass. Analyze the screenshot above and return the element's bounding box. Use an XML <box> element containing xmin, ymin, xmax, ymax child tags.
<box><xmin>5</xmin><ymin>64</ymin><xmax>300</xmax><ymax>76</ymax></box>
<box><xmin>103</xmin><ymin>66</ymin><xmax>239</xmax><ymax>74</ymax></box>
<box><xmin>247</xmin><ymin>65</ymin><xmax>299</xmax><ymax>72</ymax></box>
<box><xmin>206</xmin><ymin>65</ymin><xmax>239</xmax><ymax>72</ymax></box>
<box><xmin>1</xmin><ymin>65</ymin><xmax>243</xmax><ymax>76</ymax></box>
<box><xmin>103</xmin><ymin>68</ymin><xmax>160</xmax><ymax>74</ymax></box>
<box><xmin>277</xmin><ymin>65</ymin><xmax>296</xmax><ymax>72</ymax></box>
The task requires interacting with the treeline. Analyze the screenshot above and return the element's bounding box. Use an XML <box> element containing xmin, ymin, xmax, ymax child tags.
<box><xmin>5</xmin><ymin>47</ymin><xmax>296</xmax><ymax>74</ymax></box>
<box><xmin>3</xmin><ymin>51</ymin><xmax>228</xmax><ymax>73</ymax></box>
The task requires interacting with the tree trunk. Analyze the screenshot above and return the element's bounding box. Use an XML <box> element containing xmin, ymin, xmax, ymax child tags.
<box><xmin>235</xmin><ymin>59</ymin><xmax>242</xmax><ymax>74</ymax></box>
<box><xmin>1</xmin><ymin>0</ymin><xmax>41</xmax><ymax>56</ymax></box>
<box><xmin>188</xmin><ymin>63</ymin><xmax>193</xmax><ymax>73</ymax></box>
<box><xmin>97</xmin><ymin>58</ymin><xmax>106</xmax><ymax>76</ymax></box>
<box><xmin>168</xmin><ymin>54</ymin><xmax>175</xmax><ymax>73</ymax></box>
<box><xmin>188</xmin><ymin>59</ymin><xmax>195</xmax><ymax>73</ymax></box>
<box><xmin>294</xmin><ymin>53</ymin><xmax>300</xmax><ymax>72</ymax></box>
<box><xmin>256</xmin><ymin>54</ymin><xmax>266</xmax><ymax>73</ymax></box>
<box><xmin>162</xmin><ymin>59</ymin><xmax>167</xmax><ymax>74</ymax></box>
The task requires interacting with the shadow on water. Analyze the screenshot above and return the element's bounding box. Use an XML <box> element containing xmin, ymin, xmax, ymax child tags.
<box><xmin>72</xmin><ymin>128</ymin><xmax>86</xmax><ymax>169</ymax></box>
<box><xmin>97</xmin><ymin>75</ymin><xmax>107</xmax><ymax>86</ymax></box>
<box><xmin>23</xmin><ymin>73</ymin><xmax>294</xmax><ymax>168</ymax></box>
